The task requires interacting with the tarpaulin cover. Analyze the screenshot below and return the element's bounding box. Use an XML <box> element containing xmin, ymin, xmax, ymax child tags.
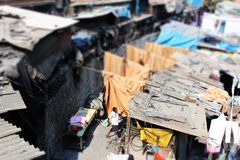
<box><xmin>155</xmin><ymin>29</ymin><xmax>201</xmax><ymax>49</ymax></box>
<box><xmin>127</xmin><ymin>45</ymin><xmax>177</xmax><ymax>71</ymax></box>
<box><xmin>218</xmin><ymin>41</ymin><xmax>240</xmax><ymax>52</ymax></box>
<box><xmin>103</xmin><ymin>52</ymin><xmax>150</xmax><ymax>116</ymax></box>
<box><xmin>72</xmin><ymin>31</ymin><xmax>94</xmax><ymax>49</ymax></box>
<box><xmin>187</xmin><ymin>0</ymin><xmax>203</xmax><ymax>8</ymax></box>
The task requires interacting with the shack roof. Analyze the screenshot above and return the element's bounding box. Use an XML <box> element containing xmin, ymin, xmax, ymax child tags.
<box><xmin>0</xmin><ymin>78</ymin><xmax>26</xmax><ymax>114</ymax></box>
<box><xmin>0</xmin><ymin>0</ymin><xmax>55</xmax><ymax>7</ymax></box>
<box><xmin>70</xmin><ymin>0</ymin><xmax>133</xmax><ymax>7</ymax></box>
<box><xmin>0</xmin><ymin>78</ymin><xmax>45</xmax><ymax>159</ymax></box>
<box><xmin>0</xmin><ymin>119</ymin><xmax>45</xmax><ymax>160</ymax></box>
<box><xmin>0</xmin><ymin>5</ymin><xmax>77</xmax><ymax>50</ymax></box>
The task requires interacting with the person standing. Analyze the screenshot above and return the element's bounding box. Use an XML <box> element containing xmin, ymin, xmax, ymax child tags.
<box><xmin>106</xmin><ymin>107</ymin><xmax>122</xmax><ymax>138</ymax></box>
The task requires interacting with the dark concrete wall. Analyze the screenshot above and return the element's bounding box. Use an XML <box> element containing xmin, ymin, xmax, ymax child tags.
<box><xmin>42</xmin><ymin>57</ymin><xmax>103</xmax><ymax>159</ymax></box>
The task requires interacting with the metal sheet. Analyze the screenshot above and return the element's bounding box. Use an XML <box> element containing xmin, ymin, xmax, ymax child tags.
<box><xmin>0</xmin><ymin>134</ymin><xmax>45</xmax><ymax>160</ymax></box>
<box><xmin>0</xmin><ymin>118</ymin><xmax>21</xmax><ymax>138</ymax></box>
<box><xmin>0</xmin><ymin>6</ymin><xmax>78</xmax><ymax>30</ymax></box>
<box><xmin>70</xmin><ymin>0</ymin><xmax>133</xmax><ymax>6</ymax></box>
<box><xmin>0</xmin><ymin>0</ymin><xmax>55</xmax><ymax>7</ymax></box>
<box><xmin>129</xmin><ymin>93</ymin><xmax>208</xmax><ymax>142</ymax></box>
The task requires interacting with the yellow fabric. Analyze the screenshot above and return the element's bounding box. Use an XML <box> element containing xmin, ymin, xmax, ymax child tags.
<box><xmin>104</xmin><ymin>74</ymin><xmax>146</xmax><ymax>116</ymax></box>
<box><xmin>140</xmin><ymin>128</ymin><xmax>173</xmax><ymax>147</ymax></box>
<box><xmin>145</xmin><ymin>42</ymin><xmax>189</xmax><ymax>58</ymax></box>
<box><xmin>127</xmin><ymin>45</ymin><xmax>176</xmax><ymax>71</ymax></box>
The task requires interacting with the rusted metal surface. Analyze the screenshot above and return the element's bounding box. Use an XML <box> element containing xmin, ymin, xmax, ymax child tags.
<box><xmin>0</xmin><ymin>0</ymin><xmax>55</xmax><ymax>7</ymax></box>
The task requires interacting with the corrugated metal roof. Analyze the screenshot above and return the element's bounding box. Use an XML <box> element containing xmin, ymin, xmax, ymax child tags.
<box><xmin>0</xmin><ymin>6</ymin><xmax>77</xmax><ymax>50</ymax></box>
<box><xmin>0</xmin><ymin>123</ymin><xmax>45</xmax><ymax>160</ymax></box>
<box><xmin>0</xmin><ymin>0</ymin><xmax>55</xmax><ymax>7</ymax></box>
<box><xmin>0</xmin><ymin>118</ymin><xmax>21</xmax><ymax>138</ymax></box>
<box><xmin>0</xmin><ymin>5</ymin><xmax>78</xmax><ymax>30</ymax></box>
<box><xmin>70</xmin><ymin>0</ymin><xmax>133</xmax><ymax>6</ymax></box>
<box><xmin>0</xmin><ymin>91</ymin><xmax>26</xmax><ymax>113</ymax></box>
<box><xmin>0</xmin><ymin>79</ymin><xmax>45</xmax><ymax>159</ymax></box>
<box><xmin>0</xmin><ymin>81</ymin><xmax>26</xmax><ymax>114</ymax></box>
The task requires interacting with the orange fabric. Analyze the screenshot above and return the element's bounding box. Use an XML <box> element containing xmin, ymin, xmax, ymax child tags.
<box><xmin>126</xmin><ymin>45</ymin><xmax>148</xmax><ymax>65</ymax></box>
<box><xmin>104</xmin><ymin>51</ymin><xmax>150</xmax><ymax>78</ymax></box>
<box><xmin>127</xmin><ymin>45</ymin><xmax>176</xmax><ymax>71</ymax></box>
<box><xmin>104</xmin><ymin>74</ymin><xmax>146</xmax><ymax>116</ymax></box>
<box><xmin>125</xmin><ymin>60</ymin><xmax>150</xmax><ymax>80</ymax></box>
<box><xmin>145</xmin><ymin>42</ymin><xmax>189</xmax><ymax>58</ymax></box>
<box><xmin>103</xmin><ymin>52</ymin><xmax>150</xmax><ymax>116</ymax></box>
<box><xmin>104</xmin><ymin>52</ymin><xmax>125</xmax><ymax>76</ymax></box>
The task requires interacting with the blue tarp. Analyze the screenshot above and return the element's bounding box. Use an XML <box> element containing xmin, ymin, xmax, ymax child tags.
<box><xmin>155</xmin><ymin>28</ymin><xmax>201</xmax><ymax>49</ymax></box>
<box><xmin>218</xmin><ymin>41</ymin><xmax>240</xmax><ymax>52</ymax></box>
<box><xmin>113</xmin><ymin>5</ymin><xmax>131</xmax><ymax>18</ymax></box>
<box><xmin>187</xmin><ymin>0</ymin><xmax>203</xmax><ymax>8</ymax></box>
<box><xmin>72</xmin><ymin>32</ymin><xmax>94</xmax><ymax>50</ymax></box>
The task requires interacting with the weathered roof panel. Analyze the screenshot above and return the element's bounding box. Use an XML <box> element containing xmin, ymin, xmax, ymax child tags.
<box><xmin>0</xmin><ymin>6</ymin><xmax>77</xmax><ymax>50</ymax></box>
<box><xmin>0</xmin><ymin>80</ymin><xmax>26</xmax><ymax>114</ymax></box>
<box><xmin>0</xmin><ymin>118</ymin><xmax>21</xmax><ymax>138</ymax></box>
<box><xmin>0</xmin><ymin>0</ymin><xmax>55</xmax><ymax>7</ymax></box>
<box><xmin>0</xmin><ymin>134</ymin><xmax>45</xmax><ymax>160</ymax></box>
<box><xmin>70</xmin><ymin>0</ymin><xmax>133</xmax><ymax>6</ymax></box>
<box><xmin>0</xmin><ymin>5</ymin><xmax>78</xmax><ymax>30</ymax></box>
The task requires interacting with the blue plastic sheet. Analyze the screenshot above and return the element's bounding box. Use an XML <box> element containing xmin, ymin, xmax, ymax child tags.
<box><xmin>187</xmin><ymin>0</ymin><xmax>203</xmax><ymax>8</ymax></box>
<box><xmin>72</xmin><ymin>32</ymin><xmax>94</xmax><ymax>49</ymax></box>
<box><xmin>218</xmin><ymin>41</ymin><xmax>240</xmax><ymax>52</ymax></box>
<box><xmin>114</xmin><ymin>5</ymin><xmax>131</xmax><ymax>18</ymax></box>
<box><xmin>155</xmin><ymin>28</ymin><xmax>201</xmax><ymax>49</ymax></box>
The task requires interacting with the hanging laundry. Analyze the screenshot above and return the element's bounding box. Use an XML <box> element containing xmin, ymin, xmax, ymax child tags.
<box><xmin>207</xmin><ymin>114</ymin><xmax>227</xmax><ymax>153</ymax></box>
<box><xmin>145</xmin><ymin>42</ymin><xmax>189</xmax><ymax>58</ymax></box>
<box><xmin>104</xmin><ymin>51</ymin><xmax>150</xmax><ymax>79</ymax></box>
<box><xmin>127</xmin><ymin>45</ymin><xmax>177</xmax><ymax>72</ymax></box>
<box><xmin>103</xmin><ymin>74</ymin><xmax>146</xmax><ymax>116</ymax></box>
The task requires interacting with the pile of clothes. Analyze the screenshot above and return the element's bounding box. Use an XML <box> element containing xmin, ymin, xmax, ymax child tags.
<box><xmin>69</xmin><ymin>112</ymin><xmax>87</xmax><ymax>132</ymax></box>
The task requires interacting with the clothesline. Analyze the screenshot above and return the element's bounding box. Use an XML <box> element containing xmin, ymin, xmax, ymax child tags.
<box><xmin>80</xmin><ymin>66</ymin><xmax>160</xmax><ymax>88</ymax></box>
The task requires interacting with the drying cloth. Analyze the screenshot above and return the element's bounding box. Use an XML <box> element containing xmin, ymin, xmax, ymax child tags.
<box><xmin>103</xmin><ymin>52</ymin><xmax>150</xmax><ymax>116</ymax></box>
<box><xmin>145</xmin><ymin>42</ymin><xmax>189</xmax><ymax>58</ymax></box>
<box><xmin>207</xmin><ymin>114</ymin><xmax>227</xmax><ymax>153</ymax></box>
<box><xmin>104</xmin><ymin>51</ymin><xmax>150</xmax><ymax>78</ymax></box>
<box><xmin>127</xmin><ymin>45</ymin><xmax>177</xmax><ymax>71</ymax></box>
<box><xmin>104</xmin><ymin>74</ymin><xmax>146</xmax><ymax>116</ymax></box>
